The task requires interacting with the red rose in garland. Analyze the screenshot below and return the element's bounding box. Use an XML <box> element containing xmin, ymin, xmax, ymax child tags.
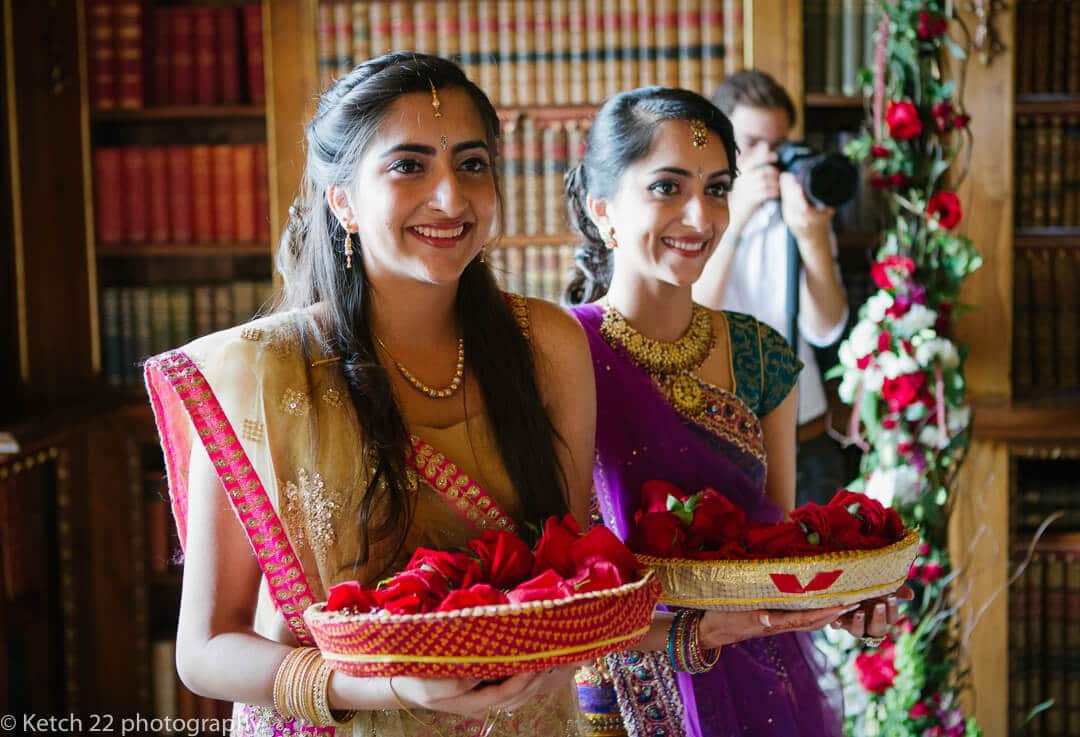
<box><xmin>926</xmin><ymin>191</ymin><xmax>963</xmax><ymax>229</ymax></box>
<box><xmin>916</xmin><ymin>11</ymin><xmax>948</xmax><ymax>39</ymax></box>
<box><xmin>931</xmin><ymin>101</ymin><xmax>953</xmax><ymax>131</ymax></box>
<box><xmin>886</xmin><ymin>100</ymin><xmax>923</xmax><ymax>140</ymax></box>
<box><xmin>881</xmin><ymin>372</ymin><xmax>928</xmax><ymax>413</ymax></box>
<box><xmin>871</xmin><ymin>254</ymin><xmax>916</xmax><ymax>290</ymax></box>
<box><xmin>854</xmin><ymin>639</ymin><xmax>898</xmax><ymax>694</ymax></box>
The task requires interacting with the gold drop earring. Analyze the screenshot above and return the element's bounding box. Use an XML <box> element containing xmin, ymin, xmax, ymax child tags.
<box><xmin>603</xmin><ymin>226</ymin><xmax>618</xmax><ymax>249</ymax></box>
<box><xmin>341</xmin><ymin>222</ymin><xmax>354</xmax><ymax>269</ymax></box>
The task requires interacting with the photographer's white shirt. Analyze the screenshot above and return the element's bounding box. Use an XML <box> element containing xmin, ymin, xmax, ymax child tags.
<box><xmin>715</xmin><ymin>200</ymin><xmax>848</xmax><ymax>425</ymax></box>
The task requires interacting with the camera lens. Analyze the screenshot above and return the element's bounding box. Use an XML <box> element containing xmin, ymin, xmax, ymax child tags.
<box><xmin>801</xmin><ymin>153</ymin><xmax>859</xmax><ymax>209</ymax></box>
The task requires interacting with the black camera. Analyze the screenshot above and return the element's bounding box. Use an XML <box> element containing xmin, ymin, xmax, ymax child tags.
<box><xmin>773</xmin><ymin>142</ymin><xmax>859</xmax><ymax>209</ymax></box>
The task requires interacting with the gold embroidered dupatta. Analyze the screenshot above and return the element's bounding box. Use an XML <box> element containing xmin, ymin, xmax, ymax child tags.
<box><xmin>145</xmin><ymin>307</ymin><xmax>584</xmax><ymax>737</ymax></box>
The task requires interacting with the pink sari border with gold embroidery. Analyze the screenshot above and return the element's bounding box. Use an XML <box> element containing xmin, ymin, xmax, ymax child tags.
<box><xmin>144</xmin><ymin>350</ymin><xmax>317</xmax><ymax>646</ymax></box>
<box><xmin>405</xmin><ymin>434</ymin><xmax>517</xmax><ymax>534</ymax></box>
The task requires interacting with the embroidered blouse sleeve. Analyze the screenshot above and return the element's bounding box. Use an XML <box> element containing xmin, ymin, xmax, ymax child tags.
<box><xmin>757</xmin><ymin>320</ymin><xmax>804</xmax><ymax>417</ymax></box>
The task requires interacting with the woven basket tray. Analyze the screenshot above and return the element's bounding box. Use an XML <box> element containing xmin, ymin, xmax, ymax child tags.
<box><xmin>636</xmin><ymin>530</ymin><xmax>920</xmax><ymax>611</ymax></box>
<box><xmin>304</xmin><ymin>571</ymin><xmax>662</xmax><ymax>679</ymax></box>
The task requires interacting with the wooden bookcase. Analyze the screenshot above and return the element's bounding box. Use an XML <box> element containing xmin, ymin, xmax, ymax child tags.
<box><xmin>4</xmin><ymin>0</ymin><xmax>1074</xmax><ymax>731</ymax></box>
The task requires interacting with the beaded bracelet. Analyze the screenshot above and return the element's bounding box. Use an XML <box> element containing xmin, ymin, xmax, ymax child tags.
<box><xmin>666</xmin><ymin>609</ymin><xmax>720</xmax><ymax>674</ymax></box>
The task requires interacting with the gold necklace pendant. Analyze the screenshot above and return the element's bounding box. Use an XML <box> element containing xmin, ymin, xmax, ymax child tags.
<box><xmin>599</xmin><ymin>304</ymin><xmax>715</xmax><ymax>375</ymax></box>
<box><xmin>376</xmin><ymin>336</ymin><xmax>465</xmax><ymax>400</ymax></box>
<box><xmin>600</xmin><ymin>304</ymin><xmax>716</xmax><ymax>416</ymax></box>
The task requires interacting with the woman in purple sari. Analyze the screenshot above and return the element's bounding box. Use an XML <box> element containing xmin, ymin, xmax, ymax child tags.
<box><xmin>563</xmin><ymin>88</ymin><xmax>901</xmax><ymax>737</ymax></box>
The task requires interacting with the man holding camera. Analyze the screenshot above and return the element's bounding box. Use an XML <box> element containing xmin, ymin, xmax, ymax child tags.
<box><xmin>694</xmin><ymin>70</ymin><xmax>849</xmax><ymax>507</ymax></box>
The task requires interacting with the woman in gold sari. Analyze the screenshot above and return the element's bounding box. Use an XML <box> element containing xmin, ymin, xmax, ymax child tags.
<box><xmin>145</xmin><ymin>53</ymin><xmax>596</xmax><ymax>736</ymax></box>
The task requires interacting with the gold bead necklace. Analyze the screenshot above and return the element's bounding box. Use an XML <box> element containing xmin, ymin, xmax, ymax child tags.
<box><xmin>375</xmin><ymin>335</ymin><xmax>465</xmax><ymax>400</ymax></box>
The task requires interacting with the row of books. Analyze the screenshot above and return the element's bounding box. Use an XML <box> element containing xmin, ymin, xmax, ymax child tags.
<box><xmin>499</xmin><ymin>116</ymin><xmax>587</xmax><ymax>235</ymax></box>
<box><xmin>487</xmin><ymin>243</ymin><xmax>577</xmax><ymax>303</ymax></box>
<box><xmin>88</xmin><ymin>2</ymin><xmax>265</xmax><ymax>110</ymax></box>
<box><xmin>316</xmin><ymin>0</ymin><xmax>745</xmax><ymax>105</ymax></box>
<box><xmin>1012</xmin><ymin>246</ymin><xmax>1080</xmax><ymax>397</ymax></box>
<box><xmin>151</xmin><ymin>640</ymin><xmax>232</xmax><ymax>727</ymax></box>
<box><xmin>93</xmin><ymin>144</ymin><xmax>270</xmax><ymax>246</ymax></box>
<box><xmin>803</xmin><ymin>0</ymin><xmax>879</xmax><ymax>97</ymax></box>
<box><xmin>101</xmin><ymin>281</ymin><xmax>274</xmax><ymax>388</ymax></box>
<box><xmin>1016</xmin><ymin>458</ymin><xmax>1080</xmax><ymax>532</ymax></box>
<box><xmin>1015</xmin><ymin>0</ymin><xmax>1080</xmax><ymax>96</ymax></box>
<box><xmin>1015</xmin><ymin>116</ymin><xmax>1080</xmax><ymax>229</ymax></box>
<box><xmin>1009</xmin><ymin>536</ymin><xmax>1080</xmax><ymax>737</ymax></box>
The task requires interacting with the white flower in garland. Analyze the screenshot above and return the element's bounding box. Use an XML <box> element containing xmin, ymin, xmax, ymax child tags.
<box><xmin>948</xmin><ymin>404</ymin><xmax>972</xmax><ymax>434</ymax></box>
<box><xmin>914</xmin><ymin>335</ymin><xmax>960</xmax><ymax>369</ymax></box>
<box><xmin>865</xmin><ymin>291</ymin><xmax>895</xmax><ymax>323</ymax></box>
<box><xmin>849</xmin><ymin>319</ymin><xmax>880</xmax><ymax>359</ymax></box>
<box><xmin>891</xmin><ymin>303</ymin><xmax>937</xmax><ymax>337</ymax></box>
<box><xmin>865</xmin><ymin>465</ymin><xmax>923</xmax><ymax>506</ymax></box>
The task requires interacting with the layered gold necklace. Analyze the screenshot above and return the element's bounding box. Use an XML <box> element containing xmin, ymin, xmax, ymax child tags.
<box><xmin>600</xmin><ymin>303</ymin><xmax>716</xmax><ymax>415</ymax></box>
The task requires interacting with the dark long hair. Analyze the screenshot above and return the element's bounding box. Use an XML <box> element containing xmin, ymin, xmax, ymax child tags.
<box><xmin>563</xmin><ymin>87</ymin><xmax>740</xmax><ymax>305</ymax></box>
<box><xmin>276</xmin><ymin>52</ymin><xmax>567</xmax><ymax>577</ymax></box>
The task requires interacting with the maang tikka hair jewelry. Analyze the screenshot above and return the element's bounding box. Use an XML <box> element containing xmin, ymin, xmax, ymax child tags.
<box><xmin>689</xmin><ymin>119</ymin><xmax>708</xmax><ymax>149</ymax></box>
<box><xmin>428</xmin><ymin>79</ymin><xmax>442</xmax><ymax>118</ymax></box>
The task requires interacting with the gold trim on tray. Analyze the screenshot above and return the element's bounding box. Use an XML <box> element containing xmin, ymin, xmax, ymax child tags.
<box><xmin>636</xmin><ymin>531</ymin><xmax>921</xmax><ymax>612</ymax></box>
<box><xmin>322</xmin><ymin>625</ymin><xmax>653</xmax><ymax>665</ymax></box>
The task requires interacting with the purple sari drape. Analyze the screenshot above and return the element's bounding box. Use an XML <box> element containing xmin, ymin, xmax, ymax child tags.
<box><xmin>573</xmin><ymin>304</ymin><xmax>843</xmax><ymax>737</ymax></box>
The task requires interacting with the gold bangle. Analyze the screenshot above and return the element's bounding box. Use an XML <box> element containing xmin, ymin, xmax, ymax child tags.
<box><xmin>297</xmin><ymin>648</ymin><xmax>323</xmax><ymax>724</ymax></box>
<box><xmin>274</xmin><ymin>647</ymin><xmax>316</xmax><ymax>720</ymax></box>
<box><xmin>313</xmin><ymin>659</ymin><xmax>357</xmax><ymax>726</ymax></box>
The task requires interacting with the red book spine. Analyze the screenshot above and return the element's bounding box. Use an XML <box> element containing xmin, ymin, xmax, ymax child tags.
<box><xmin>146</xmin><ymin>147</ymin><xmax>170</xmax><ymax>243</ymax></box>
<box><xmin>233</xmin><ymin>145</ymin><xmax>257</xmax><ymax>243</ymax></box>
<box><xmin>114</xmin><ymin>0</ymin><xmax>144</xmax><ymax>109</ymax></box>
<box><xmin>193</xmin><ymin>8</ymin><xmax>218</xmax><ymax>105</ymax></box>
<box><xmin>93</xmin><ymin>147</ymin><xmax>124</xmax><ymax>244</ymax></box>
<box><xmin>166</xmin><ymin>146</ymin><xmax>193</xmax><ymax>243</ymax></box>
<box><xmin>150</xmin><ymin>8</ymin><xmax>171</xmax><ymax>106</ymax></box>
<box><xmin>211</xmin><ymin>145</ymin><xmax>236</xmax><ymax>242</ymax></box>
<box><xmin>121</xmin><ymin>147</ymin><xmax>149</xmax><ymax>243</ymax></box>
<box><xmin>190</xmin><ymin>145</ymin><xmax>214</xmax><ymax>243</ymax></box>
<box><xmin>86</xmin><ymin>0</ymin><xmax>116</xmax><ymax>110</ymax></box>
<box><xmin>170</xmin><ymin>8</ymin><xmax>195</xmax><ymax>106</ymax></box>
<box><xmin>217</xmin><ymin>8</ymin><xmax>242</xmax><ymax>104</ymax></box>
<box><xmin>242</xmin><ymin>4</ymin><xmax>265</xmax><ymax>104</ymax></box>
<box><xmin>254</xmin><ymin>143</ymin><xmax>270</xmax><ymax>243</ymax></box>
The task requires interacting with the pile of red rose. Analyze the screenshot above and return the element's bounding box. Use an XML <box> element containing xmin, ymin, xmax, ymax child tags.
<box><xmin>629</xmin><ymin>481</ymin><xmax>908</xmax><ymax>559</ymax></box>
<box><xmin>326</xmin><ymin>514</ymin><xmax>642</xmax><ymax>615</ymax></box>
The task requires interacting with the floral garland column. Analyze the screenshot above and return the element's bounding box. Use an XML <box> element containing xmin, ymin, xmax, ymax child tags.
<box><xmin>822</xmin><ymin>3</ymin><xmax>985</xmax><ymax>737</ymax></box>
